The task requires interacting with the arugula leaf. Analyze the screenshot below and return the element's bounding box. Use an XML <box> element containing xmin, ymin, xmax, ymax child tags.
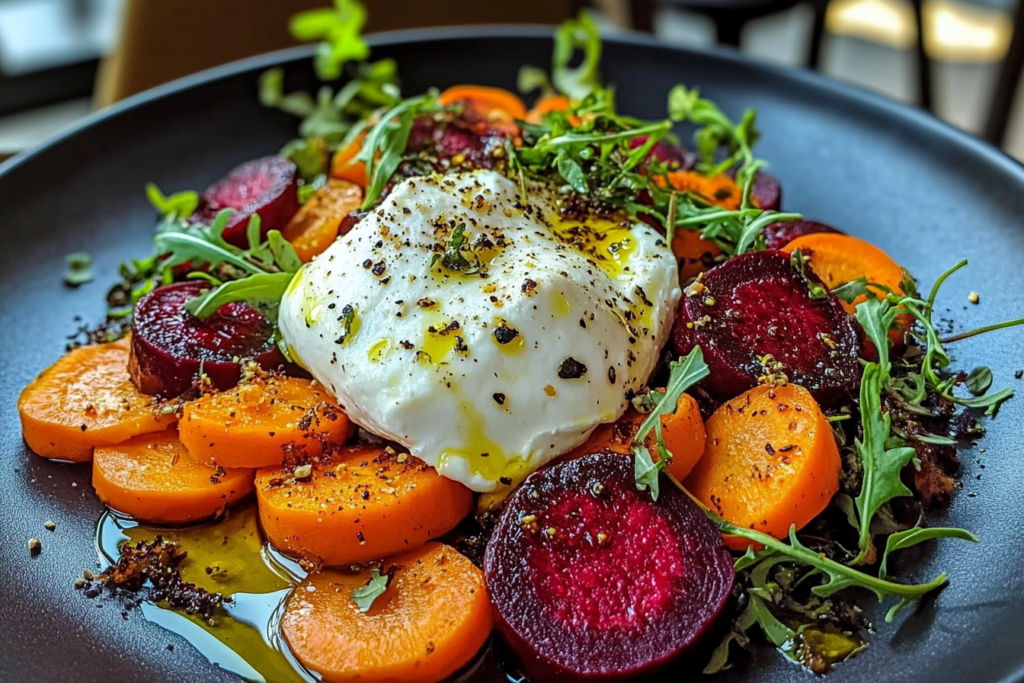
<box><xmin>280</xmin><ymin>137</ymin><xmax>328</xmax><ymax>180</ymax></box>
<box><xmin>268</xmin><ymin>231</ymin><xmax>304</xmax><ymax>274</ymax></box>
<box><xmin>633</xmin><ymin>347</ymin><xmax>709</xmax><ymax>500</ymax></box>
<box><xmin>357</xmin><ymin>95</ymin><xmax>430</xmax><ymax>209</ymax></box>
<box><xmin>146</xmin><ymin>183</ymin><xmax>199</xmax><ymax>219</ymax></box>
<box><xmin>154</xmin><ymin>212</ymin><xmax>263</xmax><ymax>276</ymax></box>
<box><xmin>351</xmin><ymin>566</ymin><xmax>394</xmax><ymax>612</ymax></box>
<box><xmin>855</xmin><ymin>294</ymin><xmax>899</xmax><ymax>376</ymax></box>
<box><xmin>555</xmin><ymin>153</ymin><xmax>589</xmax><ymax>193</ymax></box>
<box><xmin>964</xmin><ymin>366</ymin><xmax>993</xmax><ymax>396</ymax></box>
<box><xmin>789</xmin><ymin>249</ymin><xmax>828</xmax><ymax>300</ymax></box>
<box><xmin>517</xmin><ymin>65</ymin><xmax>551</xmax><ymax>95</ymax></box>
<box><xmin>879</xmin><ymin>527</ymin><xmax>978</xmax><ymax>578</ymax></box>
<box><xmin>852</xmin><ymin>362</ymin><xmax>918</xmax><ymax>563</ymax></box>
<box><xmin>551</xmin><ymin>11</ymin><xmax>602</xmax><ymax>100</ymax></box>
<box><xmin>184</xmin><ymin>272</ymin><xmax>296</xmax><ymax>322</ymax></box>
<box><xmin>291</xmin><ymin>0</ymin><xmax>370</xmax><ymax>81</ymax></box>
<box><xmin>64</xmin><ymin>252</ymin><xmax>93</xmax><ymax>286</ymax></box>
<box><xmin>710</xmin><ymin>512</ymin><xmax>949</xmax><ymax>623</ymax></box>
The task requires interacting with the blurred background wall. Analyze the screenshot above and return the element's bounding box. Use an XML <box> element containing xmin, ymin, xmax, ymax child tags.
<box><xmin>0</xmin><ymin>0</ymin><xmax>1022</xmax><ymax>160</ymax></box>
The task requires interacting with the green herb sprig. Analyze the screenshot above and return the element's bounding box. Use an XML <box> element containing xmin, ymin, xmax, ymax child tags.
<box><xmin>632</xmin><ymin>347</ymin><xmax>709</xmax><ymax>500</ymax></box>
<box><xmin>351</xmin><ymin>565</ymin><xmax>394</xmax><ymax>612</ymax></box>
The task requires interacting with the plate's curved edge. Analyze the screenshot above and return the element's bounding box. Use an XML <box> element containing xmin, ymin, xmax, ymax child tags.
<box><xmin>1</xmin><ymin>25</ymin><xmax>1022</xmax><ymax>184</ymax></box>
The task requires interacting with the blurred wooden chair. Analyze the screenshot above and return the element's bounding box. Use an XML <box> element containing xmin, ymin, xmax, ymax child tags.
<box><xmin>627</xmin><ymin>0</ymin><xmax>934</xmax><ymax>110</ymax></box>
<box><xmin>95</xmin><ymin>0</ymin><xmax>578</xmax><ymax>106</ymax></box>
<box><xmin>984</xmin><ymin>0</ymin><xmax>1023</xmax><ymax>146</ymax></box>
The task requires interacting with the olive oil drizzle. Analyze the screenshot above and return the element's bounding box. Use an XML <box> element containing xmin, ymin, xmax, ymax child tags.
<box><xmin>95</xmin><ymin>505</ymin><xmax>312</xmax><ymax>683</ymax></box>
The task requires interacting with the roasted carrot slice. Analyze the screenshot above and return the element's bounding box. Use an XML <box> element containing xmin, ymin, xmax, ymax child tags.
<box><xmin>439</xmin><ymin>85</ymin><xmax>527</xmax><ymax>120</ymax></box>
<box><xmin>18</xmin><ymin>337</ymin><xmax>175</xmax><ymax>462</ymax></box>
<box><xmin>644</xmin><ymin>392</ymin><xmax>707</xmax><ymax>481</ymax></box>
<box><xmin>781</xmin><ymin>233</ymin><xmax>905</xmax><ymax>314</ymax></box>
<box><xmin>281</xmin><ymin>542</ymin><xmax>492</xmax><ymax>683</ymax></box>
<box><xmin>330</xmin><ymin>130</ymin><xmax>369</xmax><ymax>187</ymax></box>
<box><xmin>282</xmin><ymin>178</ymin><xmax>363</xmax><ymax>262</ymax></box>
<box><xmin>93</xmin><ymin>429</ymin><xmax>254</xmax><ymax>523</ymax></box>
<box><xmin>657</xmin><ymin>171</ymin><xmax>746</xmax><ymax>210</ymax></box>
<box><xmin>256</xmin><ymin>445</ymin><xmax>473</xmax><ymax>566</ymax></box>
<box><xmin>525</xmin><ymin>93</ymin><xmax>581</xmax><ymax>125</ymax></box>
<box><xmin>673</xmin><ymin>228</ymin><xmax>723</xmax><ymax>280</ymax></box>
<box><xmin>684</xmin><ymin>383</ymin><xmax>840</xmax><ymax>544</ymax></box>
<box><xmin>568</xmin><ymin>395</ymin><xmax>705</xmax><ymax>481</ymax></box>
<box><xmin>179</xmin><ymin>375</ymin><xmax>354</xmax><ymax>469</ymax></box>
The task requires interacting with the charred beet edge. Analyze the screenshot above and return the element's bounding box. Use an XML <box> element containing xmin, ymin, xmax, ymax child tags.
<box><xmin>190</xmin><ymin>156</ymin><xmax>300</xmax><ymax>248</ymax></box>
<box><xmin>485</xmin><ymin>452</ymin><xmax>734</xmax><ymax>683</ymax></box>
<box><xmin>129</xmin><ymin>281</ymin><xmax>284</xmax><ymax>397</ymax></box>
<box><xmin>726</xmin><ymin>167</ymin><xmax>782</xmax><ymax>211</ymax></box>
<box><xmin>672</xmin><ymin>250</ymin><xmax>861</xmax><ymax>407</ymax></box>
<box><xmin>764</xmin><ymin>219</ymin><xmax>843</xmax><ymax>250</ymax></box>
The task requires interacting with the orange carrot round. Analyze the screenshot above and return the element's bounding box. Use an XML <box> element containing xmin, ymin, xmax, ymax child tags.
<box><xmin>438</xmin><ymin>85</ymin><xmax>527</xmax><ymax>120</ymax></box>
<box><xmin>781</xmin><ymin>233</ymin><xmax>905</xmax><ymax>314</ymax></box>
<box><xmin>179</xmin><ymin>375</ymin><xmax>354</xmax><ymax>469</ymax></box>
<box><xmin>256</xmin><ymin>445</ymin><xmax>473</xmax><ymax>567</ymax></box>
<box><xmin>657</xmin><ymin>171</ymin><xmax>746</xmax><ymax>210</ymax></box>
<box><xmin>684</xmin><ymin>383</ymin><xmax>840</xmax><ymax>544</ymax></box>
<box><xmin>643</xmin><ymin>392</ymin><xmax>707</xmax><ymax>481</ymax></box>
<box><xmin>93</xmin><ymin>429</ymin><xmax>254</xmax><ymax>524</ymax></box>
<box><xmin>567</xmin><ymin>395</ymin><xmax>705</xmax><ymax>480</ymax></box>
<box><xmin>673</xmin><ymin>229</ymin><xmax>723</xmax><ymax>280</ymax></box>
<box><xmin>281</xmin><ymin>542</ymin><xmax>492</xmax><ymax>683</ymax></box>
<box><xmin>18</xmin><ymin>337</ymin><xmax>175</xmax><ymax>462</ymax></box>
<box><xmin>282</xmin><ymin>178</ymin><xmax>363</xmax><ymax>262</ymax></box>
<box><xmin>330</xmin><ymin>131</ymin><xmax>369</xmax><ymax>187</ymax></box>
<box><xmin>525</xmin><ymin>93</ymin><xmax>580</xmax><ymax>125</ymax></box>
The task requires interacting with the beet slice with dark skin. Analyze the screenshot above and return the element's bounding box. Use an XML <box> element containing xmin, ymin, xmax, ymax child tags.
<box><xmin>191</xmin><ymin>156</ymin><xmax>300</xmax><ymax>248</ymax></box>
<box><xmin>672</xmin><ymin>249</ymin><xmax>861</xmax><ymax>408</ymax></box>
<box><xmin>763</xmin><ymin>219</ymin><xmax>843</xmax><ymax>249</ymax></box>
<box><xmin>129</xmin><ymin>281</ymin><xmax>284</xmax><ymax>398</ymax></box>
<box><xmin>726</xmin><ymin>167</ymin><xmax>782</xmax><ymax>211</ymax></box>
<box><xmin>629</xmin><ymin>135</ymin><xmax>696</xmax><ymax>170</ymax></box>
<box><xmin>485</xmin><ymin>452</ymin><xmax>734</xmax><ymax>683</ymax></box>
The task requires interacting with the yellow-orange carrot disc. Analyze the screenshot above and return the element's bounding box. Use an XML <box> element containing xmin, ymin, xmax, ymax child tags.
<box><xmin>93</xmin><ymin>429</ymin><xmax>254</xmax><ymax>523</ymax></box>
<box><xmin>281</xmin><ymin>543</ymin><xmax>492</xmax><ymax>683</ymax></box>
<box><xmin>18</xmin><ymin>337</ymin><xmax>174</xmax><ymax>462</ymax></box>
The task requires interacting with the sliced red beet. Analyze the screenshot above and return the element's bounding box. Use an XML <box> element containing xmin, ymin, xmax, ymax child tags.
<box><xmin>726</xmin><ymin>167</ymin><xmax>782</xmax><ymax>211</ymax></box>
<box><xmin>672</xmin><ymin>249</ymin><xmax>861</xmax><ymax>407</ymax></box>
<box><xmin>763</xmin><ymin>219</ymin><xmax>843</xmax><ymax>249</ymax></box>
<box><xmin>406</xmin><ymin>115</ymin><xmax>506</xmax><ymax>171</ymax></box>
<box><xmin>629</xmin><ymin>135</ymin><xmax>696</xmax><ymax>170</ymax></box>
<box><xmin>484</xmin><ymin>452</ymin><xmax>734</xmax><ymax>683</ymax></box>
<box><xmin>129</xmin><ymin>281</ymin><xmax>284</xmax><ymax>397</ymax></box>
<box><xmin>191</xmin><ymin>156</ymin><xmax>299</xmax><ymax>248</ymax></box>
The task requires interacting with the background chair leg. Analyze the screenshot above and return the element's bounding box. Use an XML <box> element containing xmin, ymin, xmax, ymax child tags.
<box><xmin>807</xmin><ymin>0</ymin><xmax>828</xmax><ymax>69</ymax></box>
<box><xmin>983</xmin><ymin>1</ymin><xmax>1024</xmax><ymax>146</ymax></box>
<box><xmin>911</xmin><ymin>0</ymin><xmax>933</xmax><ymax>111</ymax></box>
<box><xmin>714</xmin><ymin>16</ymin><xmax>745</xmax><ymax>47</ymax></box>
<box><xmin>630</xmin><ymin>0</ymin><xmax>657</xmax><ymax>31</ymax></box>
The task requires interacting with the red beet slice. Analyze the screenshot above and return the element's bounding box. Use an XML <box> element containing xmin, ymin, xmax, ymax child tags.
<box><xmin>484</xmin><ymin>452</ymin><xmax>734</xmax><ymax>683</ymax></box>
<box><xmin>129</xmin><ymin>281</ymin><xmax>284</xmax><ymax>397</ymax></box>
<box><xmin>192</xmin><ymin>156</ymin><xmax>300</xmax><ymax>248</ymax></box>
<box><xmin>672</xmin><ymin>250</ymin><xmax>861</xmax><ymax>407</ymax></box>
<box><xmin>763</xmin><ymin>219</ymin><xmax>843</xmax><ymax>249</ymax></box>
<box><xmin>629</xmin><ymin>135</ymin><xmax>696</xmax><ymax>170</ymax></box>
<box><xmin>406</xmin><ymin>116</ymin><xmax>506</xmax><ymax>170</ymax></box>
<box><xmin>727</xmin><ymin>168</ymin><xmax>781</xmax><ymax>211</ymax></box>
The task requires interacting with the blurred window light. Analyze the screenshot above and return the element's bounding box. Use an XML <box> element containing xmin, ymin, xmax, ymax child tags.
<box><xmin>826</xmin><ymin>0</ymin><xmax>1011</xmax><ymax>62</ymax></box>
<box><xmin>0</xmin><ymin>0</ymin><xmax>122</xmax><ymax>76</ymax></box>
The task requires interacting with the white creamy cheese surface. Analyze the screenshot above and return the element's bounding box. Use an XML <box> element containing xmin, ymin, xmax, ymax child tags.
<box><xmin>279</xmin><ymin>170</ymin><xmax>680</xmax><ymax>491</ymax></box>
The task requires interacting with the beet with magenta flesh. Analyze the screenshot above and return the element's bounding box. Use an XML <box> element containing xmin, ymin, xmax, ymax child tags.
<box><xmin>484</xmin><ymin>452</ymin><xmax>734</xmax><ymax>683</ymax></box>
<box><xmin>191</xmin><ymin>156</ymin><xmax>300</xmax><ymax>248</ymax></box>
<box><xmin>672</xmin><ymin>249</ymin><xmax>861</xmax><ymax>408</ymax></box>
<box><xmin>129</xmin><ymin>281</ymin><xmax>284</xmax><ymax>398</ymax></box>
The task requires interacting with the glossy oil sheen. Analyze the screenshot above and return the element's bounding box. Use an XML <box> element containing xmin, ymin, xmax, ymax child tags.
<box><xmin>1</xmin><ymin>28</ymin><xmax>1023</xmax><ymax>683</ymax></box>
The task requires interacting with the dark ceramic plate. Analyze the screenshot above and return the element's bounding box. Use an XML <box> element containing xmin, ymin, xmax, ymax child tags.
<box><xmin>1</xmin><ymin>27</ymin><xmax>1023</xmax><ymax>683</ymax></box>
